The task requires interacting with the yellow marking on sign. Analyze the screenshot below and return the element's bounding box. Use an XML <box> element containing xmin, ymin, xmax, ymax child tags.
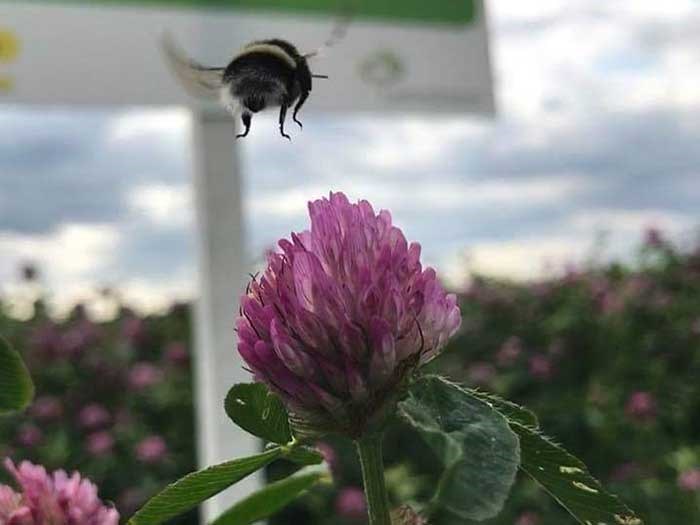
<box><xmin>0</xmin><ymin>76</ymin><xmax>14</xmax><ymax>93</ymax></box>
<box><xmin>0</xmin><ymin>30</ymin><xmax>20</xmax><ymax>63</ymax></box>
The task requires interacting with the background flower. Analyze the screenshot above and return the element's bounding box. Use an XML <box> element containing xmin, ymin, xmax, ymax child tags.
<box><xmin>0</xmin><ymin>459</ymin><xmax>119</xmax><ymax>525</ymax></box>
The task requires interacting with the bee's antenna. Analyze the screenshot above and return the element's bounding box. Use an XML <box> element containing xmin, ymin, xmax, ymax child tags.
<box><xmin>312</xmin><ymin>74</ymin><xmax>329</xmax><ymax>79</ymax></box>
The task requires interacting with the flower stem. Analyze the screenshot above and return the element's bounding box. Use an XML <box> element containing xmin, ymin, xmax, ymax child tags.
<box><xmin>356</xmin><ymin>433</ymin><xmax>392</xmax><ymax>525</ymax></box>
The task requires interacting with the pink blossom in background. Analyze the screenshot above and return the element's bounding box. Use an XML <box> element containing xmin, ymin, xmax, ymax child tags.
<box><xmin>588</xmin><ymin>276</ymin><xmax>610</xmax><ymax>299</ymax></box>
<box><xmin>598</xmin><ymin>291</ymin><xmax>625</xmax><ymax>316</ymax></box>
<box><xmin>86</xmin><ymin>432</ymin><xmax>115</xmax><ymax>457</ymax></box>
<box><xmin>528</xmin><ymin>355</ymin><xmax>553</xmax><ymax>381</ymax></box>
<box><xmin>30</xmin><ymin>396</ymin><xmax>63</xmax><ymax>421</ymax></box>
<box><xmin>121</xmin><ymin>316</ymin><xmax>147</xmax><ymax>346</ymax></box>
<box><xmin>135</xmin><ymin>436</ymin><xmax>168</xmax><ymax>464</ymax></box>
<box><xmin>678</xmin><ymin>469</ymin><xmax>700</xmax><ymax>492</ymax></box>
<box><xmin>128</xmin><ymin>362</ymin><xmax>163</xmax><ymax>390</ymax></box>
<box><xmin>644</xmin><ymin>227</ymin><xmax>664</xmax><ymax>248</ymax></box>
<box><xmin>625</xmin><ymin>391</ymin><xmax>657</xmax><ymax>422</ymax></box>
<box><xmin>515</xmin><ymin>511</ymin><xmax>541</xmax><ymax>525</ymax></box>
<box><xmin>59</xmin><ymin>320</ymin><xmax>101</xmax><ymax>357</ymax></box>
<box><xmin>29</xmin><ymin>323</ymin><xmax>61</xmax><ymax>358</ymax></box>
<box><xmin>78</xmin><ymin>404</ymin><xmax>111</xmax><ymax>430</ymax></box>
<box><xmin>164</xmin><ymin>342</ymin><xmax>189</xmax><ymax>366</ymax></box>
<box><xmin>335</xmin><ymin>487</ymin><xmax>367</xmax><ymax>520</ymax></box>
<box><xmin>610</xmin><ymin>462</ymin><xmax>643</xmax><ymax>482</ymax></box>
<box><xmin>16</xmin><ymin>425</ymin><xmax>42</xmax><ymax>448</ymax></box>
<box><xmin>0</xmin><ymin>459</ymin><xmax>119</xmax><ymax>525</ymax></box>
<box><xmin>622</xmin><ymin>275</ymin><xmax>652</xmax><ymax>299</ymax></box>
<box><xmin>691</xmin><ymin>318</ymin><xmax>700</xmax><ymax>336</ymax></box>
<box><xmin>466</xmin><ymin>362</ymin><xmax>496</xmax><ymax>386</ymax></box>
<box><xmin>236</xmin><ymin>193</ymin><xmax>460</xmax><ymax>432</ymax></box>
<box><xmin>315</xmin><ymin>442</ymin><xmax>339</xmax><ymax>478</ymax></box>
<box><xmin>496</xmin><ymin>336</ymin><xmax>522</xmax><ymax>367</ymax></box>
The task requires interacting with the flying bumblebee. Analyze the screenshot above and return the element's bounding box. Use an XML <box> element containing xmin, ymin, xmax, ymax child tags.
<box><xmin>162</xmin><ymin>35</ymin><xmax>331</xmax><ymax>140</ymax></box>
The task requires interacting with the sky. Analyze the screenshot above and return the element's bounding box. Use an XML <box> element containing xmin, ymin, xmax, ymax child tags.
<box><xmin>1</xmin><ymin>0</ymin><xmax>700</xmax><ymax>314</ymax></box>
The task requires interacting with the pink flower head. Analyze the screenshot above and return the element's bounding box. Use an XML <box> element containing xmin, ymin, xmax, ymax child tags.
<box><xmin>164</xmin><ymin>342</ymin><xmax>189</xmax><ymax>366</ymax></box>
<box><xmin>610</xmin><ymin>462</ymin><xmax>642</xmax><ymax>483</ymax></box>
<box><xmin>335</xmin><ymin>487</ymin><xmax>367</xmax><ymax>520</ymax></box>
<box><xmin>86</xmin><ymin>432</ymin><xmax>115</xmax><ymax>457</ymax></box>
<box><xmin>466</xmin><ymin>362</ymin><xmax>496</xmax><ymax>386</ymax></box>
<box><xmin>496</xmin><ymin>336</ymin><xmax>522</xmax><ymax>367</ymax></box>
<box><xmin>644</xmin><ymin>227</ymin><xmax>664</xmax><ymax>248</ymax></box>
<box><xmin>135</xmin><ymin>436</ymin><xmax>168</xmax><ymax>464</ymax></box>
<box><xmin>678</xmin><ymin>468</ymin><xmax>700</xmax><ymax>492</ymax></box>
<box><xmin>528</xmin><ymin>355</ymin><xmax>553</xmax><ymax>381</ymax></box>
<box><xmin>0</xmin><ymin>458</ymin><xmax>119</xmax><ymax>525</ymax></box>
<box><xmin>236</xmin><ymin>193</ymin><xmax>461</xmax><ymax>435</ymax></box>
<box><xmin>314</xmin><ymin>442</ymin><xmax>339</xmax><ymax>478</ymax></box>
<box><xmin>625</xmin><ymin>391</ymin><xmax>657</xmax><ymax>422</ymax></box>
<box><xmin>30</xmin><ymin>397</ymin><xmax>63</xmax><ymax>421</ymax></box>
<box><xmin>59</xmin><ymin>320</ymin><xmax>100</xmax><ymax>357</ymax></box>
<box><xmin>78</xmin><ymin>404</ymin><xmax>111</xmax><ymax>430</ymax></box>
<box><xmin>128</xmin><ymin>363</ymin><xmax>163</xmax><ymax>390</ymax></box>
<box><xmin>691</xmin><ymin>318</ymin><xmax>700</xmax><ymax>336</ymax></box>
<box><xmin>121</xmin><ymin>317</ymin><xmax>147</xmax><ymax>346</ymax></box>
<box><xmin>515</xmin><ymin>511</ymin><xmax>541</xmax><ymax>525</ymax></box>
<box><xmin>16</xmin><ymin>425</ymin><xmax>42</xmax><ymax>448</ymax></box>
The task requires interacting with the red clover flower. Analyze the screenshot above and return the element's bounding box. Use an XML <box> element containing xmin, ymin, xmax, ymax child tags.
<box><xmin>236</xmin><ymin>192</ymin><xmax>461</xmax><ymax>436</ymax></box>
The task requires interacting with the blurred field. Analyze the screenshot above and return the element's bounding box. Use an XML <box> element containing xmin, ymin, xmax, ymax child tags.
<box><xmin>1</xmin><ymin>230</ymin><xmax>699</xmax><ymax>524</ymax></box>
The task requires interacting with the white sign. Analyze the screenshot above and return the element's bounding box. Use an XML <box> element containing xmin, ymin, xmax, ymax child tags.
<box><xmin>0</xmin><ymin>1</ymin><xmax>493</xmax><ymax>113</ymax></box>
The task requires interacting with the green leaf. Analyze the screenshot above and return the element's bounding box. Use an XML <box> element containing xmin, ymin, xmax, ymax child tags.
<box><xmin>466</xmin><ymin>388</ymin><xmax>539</xmax><ymax>428</ymax></box>
<box><xmin>512</xmin><ymin>422</ymin><xmax>642</xmax><ymax>525</ymax></box>
<box><xmin>0</xmin><ymin>337</ymin><xmax>34</xmax><ymax>415</ymax></box>
<box><xmin>225</xmin><ymin>383</ymin><xmax>292</xmax><ymax>444</ymax></box>
<box><xmin>399</xmin><ymin>376</ymin><xmax>520</xmax><ymax>522</ymax></box>
<box><xmin>210</xmin><ymin>467</ymin><xmax>329</xmax><ymax>525</ymax></box>
<box><xmin>284</xmin><ymin>445</ymin><xmax>324</xmax><ymax>466</ymax></box>
<box><xmin>128</xmin><ymin>448</ymin><xmax>283</xmax><ymax>525</ymax></box>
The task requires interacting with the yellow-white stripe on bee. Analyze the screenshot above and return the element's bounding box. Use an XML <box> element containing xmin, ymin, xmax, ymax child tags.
<box><xmin>236</xmin><ymin>43</ymin><xmax>297</xmax><ymax>69</ymax></box>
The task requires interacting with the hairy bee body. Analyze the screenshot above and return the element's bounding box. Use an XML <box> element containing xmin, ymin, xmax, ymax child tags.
<box><xmin>162</xmin><ymin>34</ymin><xmax>321</xmax><ymax>140</ymax></box>
<box><xmin>221</xmin><ymin>39</ymin><xmax>313</xmax><ymax>138</ymax></box>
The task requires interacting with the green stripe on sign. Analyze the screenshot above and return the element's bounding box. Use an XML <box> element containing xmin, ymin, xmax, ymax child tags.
<box><xmin>13</xmin><ymin>0</ymin><xmax>477</xmax><ymax>25</ymax></box>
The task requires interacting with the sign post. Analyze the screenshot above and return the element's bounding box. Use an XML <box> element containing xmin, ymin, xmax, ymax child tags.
<box><xmin>190</xmin><ymin>112</ymin><xmax>259</xmax><ymax>518</ymax></box>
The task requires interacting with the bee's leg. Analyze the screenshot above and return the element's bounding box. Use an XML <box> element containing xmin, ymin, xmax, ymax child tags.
<box><xmin>236</xmin><ymin>112</ymin><xmax>252</xmax><ymax>139</ymax></box>
<box><xmin>292</xmin><ymin>91</ymin><xmax>309</xmax><ymax>129</ymax></box>
<box><xmin>279</xmin><ymin>104</ymin><xmax>291</xmax><ymax>141</ymax></box>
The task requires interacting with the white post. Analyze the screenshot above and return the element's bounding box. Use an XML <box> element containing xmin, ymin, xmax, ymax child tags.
<box><xmin>190</xmin><ymin>110</ymin><xmax>260</xmax><ymax>521</ymax></box>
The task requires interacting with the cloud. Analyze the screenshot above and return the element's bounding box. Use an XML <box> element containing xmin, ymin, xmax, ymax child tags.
<box><xmin>0</xmin><ymin>223</ymin><xmax>120</xmax><ymax>289</ymax></box>
<box><xmin>127</xmin><ymin>183</ymin><xmax>193</xmax><ymax>228</ymax></box>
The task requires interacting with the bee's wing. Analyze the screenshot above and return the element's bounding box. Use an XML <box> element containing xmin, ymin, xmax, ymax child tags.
<box><xmin>304</xmin><ymin>2</ymin><xmax>353</xmax><ymax>60</ymax></box>
<box><xmin>161</xmin><ymin>32</ymin><xmax>225</xmax><ymax>100</ymax></box>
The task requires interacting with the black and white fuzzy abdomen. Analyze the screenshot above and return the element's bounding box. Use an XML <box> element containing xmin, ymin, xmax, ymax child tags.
<box><xmin>221</xmin><ymin>50</ymin><xmax>300</xmax><ymax>114</ymax></box>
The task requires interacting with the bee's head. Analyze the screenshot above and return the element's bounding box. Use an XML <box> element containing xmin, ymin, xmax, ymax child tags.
<box><xmin>245</xmin><ymin>94</ymin><xmax>266</xmax><ymax>113</ymax></box>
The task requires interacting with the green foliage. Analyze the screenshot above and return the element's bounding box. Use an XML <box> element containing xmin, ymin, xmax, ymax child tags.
<box><xmin>0</xmin><ymin>337</ymin><xmax>34</xmax><ymax>414</ymax></box>
<box><xmin>399</xmin><ymin>376</ymin><xmax>520</xmax><ymax>523</ymax></box>
<box><xmin>465</xmin><ymin>388</ymin><xmax>538</xmax><ymax>428</ymax></box>
<box><xmin>284</xmin><ymin>445</ymin><xmax>324</xmax><ymax>466</ymax></box>
<box><xmin>511</xmin><ymin>422</ymin><xmax>640</xmax><ymax>525</ymax></box>
<box><xmin>225</xmin><ymin>383</ymin><xmax>292</xmax><ymax>444</ymax></box>
<box><xmin>129</xmin><ymin>448</ymin><xmax>283</xmax><ymax>525</ymax></box>
<box><xmin>0</xmin><ymin>303</ymin><xmax>198</xmax><ymax>523</ymax></box>
<box><xmin>211</xmin><ymin>467</ymin><xmax>329</xmax><ymax>525</ymax></box>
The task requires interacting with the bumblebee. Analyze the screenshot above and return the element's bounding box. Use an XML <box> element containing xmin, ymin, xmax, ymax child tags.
<box><xmin>163</xmin><ymin>35</ymin><xmax>328</xmax><ymax>139</ymax></box>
